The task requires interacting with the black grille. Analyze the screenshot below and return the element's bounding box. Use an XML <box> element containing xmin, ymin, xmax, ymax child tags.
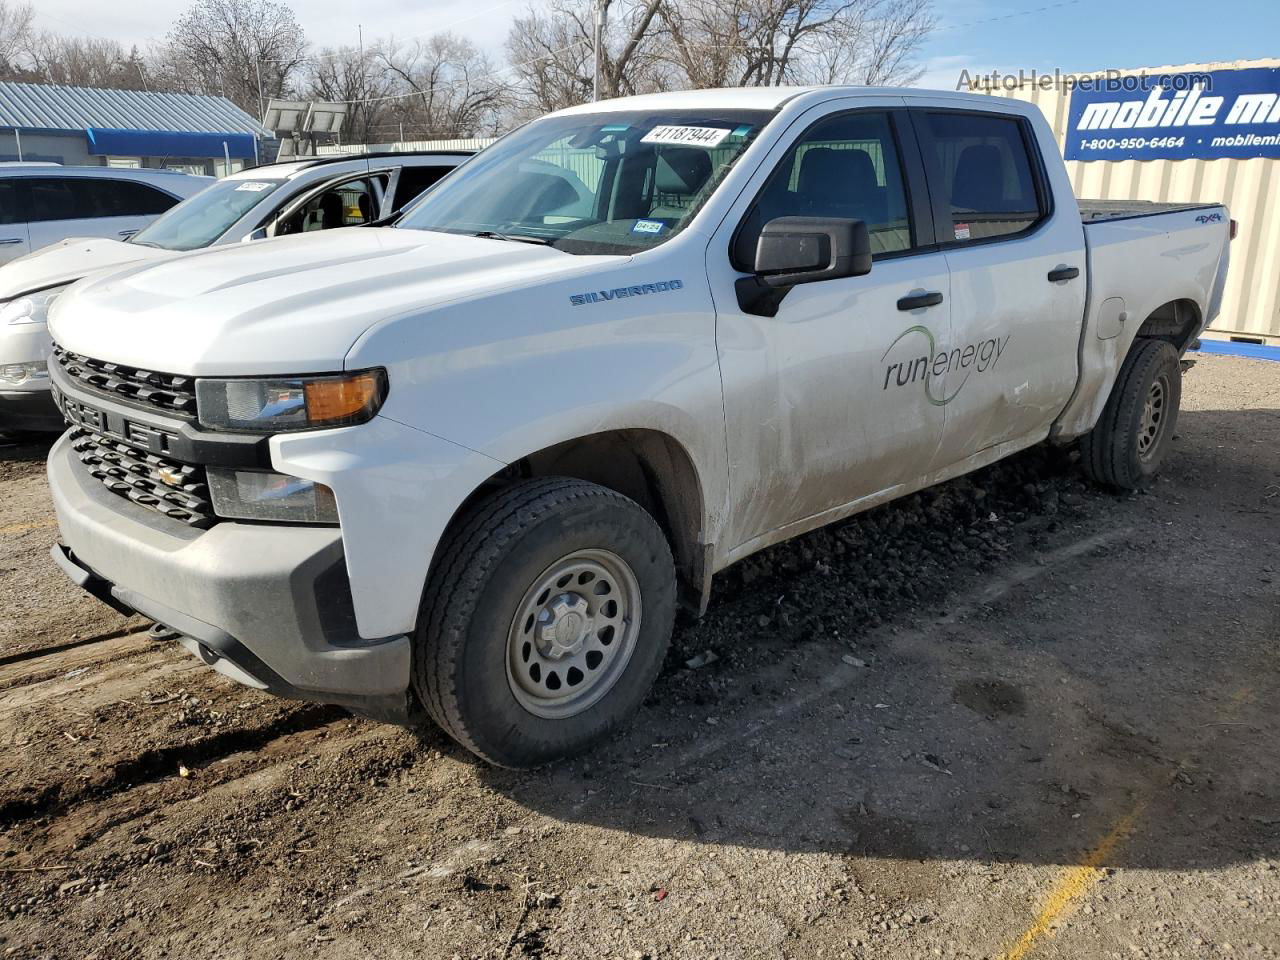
<box><xmin>69</xmin><ymin>428</ymin><xmax>215</xmax><ymax>528</ymax></box>
<box><xmin>52</xmin><ymin>343</ymin><xmax>197</xmax><ymax>417</ymax></box>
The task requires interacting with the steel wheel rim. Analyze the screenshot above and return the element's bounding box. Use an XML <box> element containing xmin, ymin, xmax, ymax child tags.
<box><xmin>1138</xmin><ymin>374</ymin><xmax>1168</xmax><ymax>460</ymax></box>
<box><xmin>506</xmin><ymin>548</ymin><xmax>642</xmax><ymax>720</ymax></box>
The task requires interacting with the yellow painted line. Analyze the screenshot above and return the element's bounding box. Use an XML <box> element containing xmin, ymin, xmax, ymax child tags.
<box><xmin>999</xmin><ymin>803</ymin><xmax>1145</xmax><ymax>960</ymax></box>
<box><xmin>0</xmin><ymin>519</ymin><xmax>57</xmax><ymax>536</ymax></box>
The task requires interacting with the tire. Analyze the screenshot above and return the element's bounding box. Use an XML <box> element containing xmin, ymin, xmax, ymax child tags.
<box><xmin>414</xmin><ymin>477</ymin><xmax>676</xmax><ymax>768</ymax></box>
<box><xmin>1080</xmin><ymin>338</ymin><xmax>1182</xmax><ymax>491</ymax></box>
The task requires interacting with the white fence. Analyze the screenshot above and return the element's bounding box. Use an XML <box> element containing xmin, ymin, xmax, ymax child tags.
<box><xmin>316</xmin><ymin>137</ymin><xmax>498</xmax><ymax>155</ymax></box>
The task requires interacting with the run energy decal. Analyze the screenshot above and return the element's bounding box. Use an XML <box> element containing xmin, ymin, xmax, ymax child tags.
<box><xmin>882</xmin><ymin>326</ymin><xmax>1010</xmax><ymax>406</ymax></box>
<box><xmin>1065</xmin><ymin>67</ymin><xmax>1280</xmax><ymax>161</ymax></box>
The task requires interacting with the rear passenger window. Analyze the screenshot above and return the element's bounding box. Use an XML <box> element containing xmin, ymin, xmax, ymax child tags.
<box><xmin>28</xmin><ymin>178</ymin><xmax>177</xmax><ymax>221</ymax></box>
<box><xmin>391</xmin><ymin>166</ymin><xmax>452</xmax><ymax>212</ymax></box>
<box><xmin>735</xmin><ymin>111</ymin><xmax>913</xmax><ymax>267</ymax></box>
<box><xmin>918</xmin><ymin>112</ymin><xmax>1044</xmax><ymax>243</ymax></box>
<box><xmin>93</xmin><ymin>180</ymin><xmax>178</xmax><ymax>216</ymax></box>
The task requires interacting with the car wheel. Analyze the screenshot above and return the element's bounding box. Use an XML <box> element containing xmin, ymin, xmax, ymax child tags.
<box><xmin>414</xmin><ymin>477</ymin><xmax>676</xmax><ymax>767</ymax></box>
<box><xmin>1080</xmin><ymin>338</ymin><xmax>1182</xmax><ymax>490</ymax></box>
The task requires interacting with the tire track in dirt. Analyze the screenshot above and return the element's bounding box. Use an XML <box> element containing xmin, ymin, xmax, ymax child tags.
<box><xmin>0</xmin><ymin>626</ymin><xmax>155</xmax><ymax>692</ymax></box>
<box><xmin>0</xmin><ymin>623</ymin><xmax>151</xmax><ymax>669</ymax></box>
<box><xmin>0</xmin><ymin>702</ymin><xmax>348</xmax><ymax>829</ymax></box>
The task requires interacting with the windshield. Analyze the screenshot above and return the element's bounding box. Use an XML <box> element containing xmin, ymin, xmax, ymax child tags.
<box><xmin>396</xmin><ymin>109</ymin><xmax>774</xmax><ymax>255</ymax></box>
<box><xmin>129</xmin><ymin>178</ymin><xmax>286</xmax><ymax>251</ymax></box>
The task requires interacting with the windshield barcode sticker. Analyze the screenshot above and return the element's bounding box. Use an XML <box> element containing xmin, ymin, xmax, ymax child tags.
<box><xmin>235</xmin><ymin>182</ymin><xmax>273</xmax><ymax>192</ymax></box>
<box><xmin>641</xmin><ymin>125</ymin><xmax>731</xmax><ymax>148</ymax></box>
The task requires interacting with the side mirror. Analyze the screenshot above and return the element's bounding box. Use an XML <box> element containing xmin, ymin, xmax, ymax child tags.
<box><xmin>736</xmin><ymin>216</ymin><xmax>872</xmax><ymax>317</ymax></box>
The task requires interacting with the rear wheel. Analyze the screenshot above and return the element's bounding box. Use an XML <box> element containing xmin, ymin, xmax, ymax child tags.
<box><xmin>1080</xmin><ymin>338</ymin><xmax>1182</xmax><ymax>490</ymax></box>
<box><xmin>414</xmin><ymin>478</ymin><xmax>676</xmax><ymax>767</ymax></box>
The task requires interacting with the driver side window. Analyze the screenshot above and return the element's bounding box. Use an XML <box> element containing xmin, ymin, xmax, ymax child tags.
<box><xmin>734</xmin><ymin>111</ymin><xmax>913</xmax><ymax>268</ymax></box>
<box><xmin>275</xmin><ymin>176</ymin><xmax>385</xmax><ymax>236</ymax></box>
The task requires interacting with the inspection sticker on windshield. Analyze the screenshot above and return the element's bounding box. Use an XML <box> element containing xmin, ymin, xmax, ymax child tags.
<box><xmin>632</xmin><ymin>219</ymin><xmax>665</xmax><ymax>235</ymax></box>
<box><xmin>234</xmin><ymin>182</ymin><xmax>273</xmax><ymax>192</ymax></box>
<box><xmin>641</xmin><ymin>125</ymin><xmax>731</xmax><ymax>147</ymax></box>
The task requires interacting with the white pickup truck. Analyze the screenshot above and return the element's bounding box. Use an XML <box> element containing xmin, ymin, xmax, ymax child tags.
<box><xmin>45</xmin><ymin>87</ymin><xmax>1232</xmax><ymax>767</ymax></box>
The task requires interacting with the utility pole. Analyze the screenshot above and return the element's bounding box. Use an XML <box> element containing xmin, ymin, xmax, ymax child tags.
<box><xmin>358</xmin><ymin>24</ymin><xmax>366</xmax><ymax>143</ymax></box>
<box><xmin>592</xmin><ymin>0</ymin><xmax>608</xmax><ymax>102</ymax></box>
<box><xmin>255</xmin><ymin>57</ymin><xmax>265</xmax><ymax>122</ymax></box>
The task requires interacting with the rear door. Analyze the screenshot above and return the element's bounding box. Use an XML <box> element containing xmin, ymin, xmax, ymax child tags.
<box><xmin>911</xmin><ymin>108</ymin><xmax>1087</xmax><ymax>469</ymax></box>
<box><xmin>710</xmin><ymin>101</ymin><xmax>952</xmax><ymax>555</ymax></box>
<box><xmin>0</xmin><ymin>179</ymin><xmax>31</xmax><ymax>264</ymax></box>
<box><xmin>27</xmin><ymin>177</ymin><xmax>178</xmax><ymax>251</ymax></box>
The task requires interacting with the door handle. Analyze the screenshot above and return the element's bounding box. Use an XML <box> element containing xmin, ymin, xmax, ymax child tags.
<box><xmin>1048</xmin><ymin>266</ymin><xmax>1080</xmax><ymax>282</ymax></box>
<box><xmin>897</xmin><ymin>291</ymin><xmax>944</xmax><ymax>311</ymax></box>
<box><xmin>0</xmin><ymin>238</ymin><xmax>23</xmax><ymax>245</ymax></box>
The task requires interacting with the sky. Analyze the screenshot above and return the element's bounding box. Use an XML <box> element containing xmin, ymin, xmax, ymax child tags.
<box><xmin>914</xmin><ymin>0</ymin><xmax>1280</xmax><ymax>90</ymax></box>
<box><xmin>27</xmin><ymin>0</ymin><xmax>1280</xmax><ymax>93</ymax></box>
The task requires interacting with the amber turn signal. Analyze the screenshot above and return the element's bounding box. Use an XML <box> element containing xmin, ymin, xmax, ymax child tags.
<box><xmin>305</xmin><ymin>371</ymin><xmax>385</xmax><ymax>425</ymax></box>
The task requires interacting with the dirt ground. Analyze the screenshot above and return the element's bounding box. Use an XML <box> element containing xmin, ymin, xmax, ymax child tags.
<box><xmin>1</xmin><ymin>353</ymin><xmax>1277</xmax><ymax>960</ymax></box>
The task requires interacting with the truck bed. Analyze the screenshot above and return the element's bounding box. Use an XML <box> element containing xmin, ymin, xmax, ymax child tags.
<box><xmin>1078</xmin><ymin>200</ymin><xmax>1221</xmax><ymax>224</ymax></box>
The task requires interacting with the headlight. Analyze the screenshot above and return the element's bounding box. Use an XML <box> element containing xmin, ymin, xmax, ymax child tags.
<box><xmin>207</xmin><ymin>468</ymin><xmax>339</xmax><ymax>523</ymax></box>
<box><xmin>1</xmin><ymin>284</ymin><xmax>71</xmax><ymax>325</ymax></box>
<box><xmin>195</xmin><ymin>369</ymin><xmax>387</xmax><ymax>432</ymax></box>
<box><xmin>0</xmin><ymin>361</ymin><xmax>48</xmax><ymax>385</ymax></box>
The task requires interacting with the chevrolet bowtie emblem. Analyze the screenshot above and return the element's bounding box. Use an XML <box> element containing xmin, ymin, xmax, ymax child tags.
<box><xmin>157</xmin><ymin>467</ymin><xmax>184</xmax><ymax>487</ymax></box>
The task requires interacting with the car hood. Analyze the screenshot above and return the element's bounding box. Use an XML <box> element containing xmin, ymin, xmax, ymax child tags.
<box><xmin>0</xmin><ymin>238</ymin><xmax>167</xmax><ymax>300</ymax></box>
<box><xmin>49</xmin><ymin>228</ymin><xmax>617</xmax><ymax>375</ymax></box>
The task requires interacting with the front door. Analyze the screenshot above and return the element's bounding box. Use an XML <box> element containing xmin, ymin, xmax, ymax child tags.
<box><xmin>0</xmin><ymin>179</ymin><xmax>31</xmax><ymax>264</ymax></box>
<box><xmin>710</xmin><ymin>104</ymin><xmax>951</xmax><ymax>558</ymax></box>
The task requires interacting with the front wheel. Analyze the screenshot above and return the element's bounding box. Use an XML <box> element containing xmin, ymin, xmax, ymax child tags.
<box><xmin>414</xmin><ymin>478</ymin><xmax>676</xmax><ymax>767</ymax></box>
<box><xmin>1080</xmin><ymin>338</ymin><xmax>1182</xmax><ymax>490</ymax></box>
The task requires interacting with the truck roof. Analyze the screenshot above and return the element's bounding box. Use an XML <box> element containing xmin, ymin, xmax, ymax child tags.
<box><xmin>550</xmin><ymin>85</ymin><xmax>1007</xmax><ymax>116</ymax></box>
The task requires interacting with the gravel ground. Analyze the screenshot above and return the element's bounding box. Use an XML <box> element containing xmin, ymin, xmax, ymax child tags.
<box><xmin>0</xmin><ymin>353</ymin><xmax>1277</xmax><ymax>960</ymax></box>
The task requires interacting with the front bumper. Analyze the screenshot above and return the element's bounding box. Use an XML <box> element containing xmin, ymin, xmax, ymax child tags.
<box><xmin>0</xmin><ymin>387</ymin><xmax>61</xmax><ymax>432</ymax></box>
<box><xmin>48</xmin><ymin>432</ymin><xmax>413</xmax><ymax>721</ymax></box>
<box><xmin>0</xmin><ymin>319</ymin><xmax>58</xmax><ymax>432</ymax></box>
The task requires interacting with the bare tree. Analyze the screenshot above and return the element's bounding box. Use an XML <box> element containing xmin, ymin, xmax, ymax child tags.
<box><xmin>505</xmin><ymin>0</ymin><xmax>670</xmax><ymax>115</ymax></box>
<box><xmin>662</xmin><ymin>0</ymin><xmax>935</xmax><ymax>88</ymax></box>
<box><xmin>19</xmin><ymin>33</ymin><xmax>151</xmax><ymax>89</ymax></box>
<box><xmin>304</xmin><ymin>44</ymin><xmax>393</xmax><ymax>144</ymax></box>
<box><xmin>374</xmin><ymin>34</ymin><xmax>507</xmax><ymax>139</ymax></box>
<box><xmin>803</xmin><ymin>0</ymin><xmax>935</xmax><ymax>86</ymax></box>
<box><xmin>0</xmin><ymin>0</ymin><xmax>31</xmax><ymax>72</ymax></box>
<box><xmin>505</xmin><ymin>0</ymin><xmax>935</xmax><ymax>115</ymax></box>
<box><xmin>158</xmin><ymin>0</ymin><xmax>307</xmax><ymax>118</ymax></box>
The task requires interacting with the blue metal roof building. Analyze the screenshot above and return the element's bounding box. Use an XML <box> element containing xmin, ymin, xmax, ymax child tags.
<box><xmin>0</xmin><ymin>81</ymin><xmax>272</xmax><ymax>173</ymax></box>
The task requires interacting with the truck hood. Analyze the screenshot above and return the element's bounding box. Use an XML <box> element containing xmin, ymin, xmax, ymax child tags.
<box><xmin>49</xmin><ymin>228</ymin><xmax>616</xmax><ymax>375</ymax></box>
<box><xmin>0</xmin><ymin>237</ymin><xmax>166</xmax><ymax>300</ymax></box>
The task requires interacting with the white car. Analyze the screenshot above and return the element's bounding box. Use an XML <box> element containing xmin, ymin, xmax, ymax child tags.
<box><xmin>0</xmin><ymin>163</ymin><xmax>208</xmax><ymax>266</ymax></box>
<box><xmin>46</xmin><ymin>87</ymin><xmax>1232</xmax><ymax>766</ymax></box>
<box><xmin>0</xmin><ymin>152</ymin><xmax>470</xmax><ymax>433</ymax></box>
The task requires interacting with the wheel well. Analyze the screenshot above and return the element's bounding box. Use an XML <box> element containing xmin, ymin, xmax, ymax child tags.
<box><xmin>1135</xmin><ymin>299</ymin><xmax>1201</xmax><ymax>352</ymax></box>
<box><xmin>463</xmin><ymin>430</ymin><xmax>711</xmax><ymax>613</ymax></box>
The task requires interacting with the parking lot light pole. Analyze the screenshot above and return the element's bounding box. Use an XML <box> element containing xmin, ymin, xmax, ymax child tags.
<box><xmin>592</xmin><ymin>0</ymin><xmax>607</xmax><ymax>102</ymax></box>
